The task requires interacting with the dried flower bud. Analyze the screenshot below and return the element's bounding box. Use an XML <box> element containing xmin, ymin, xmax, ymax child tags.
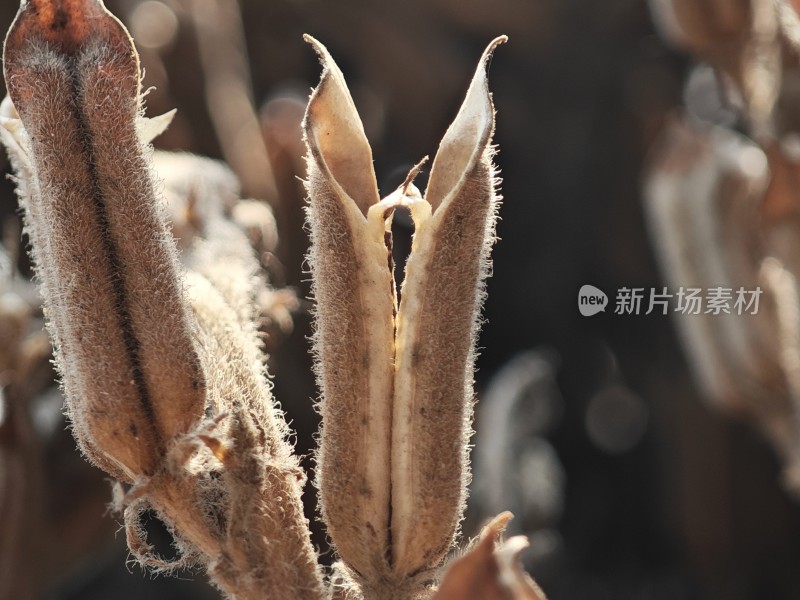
<box><xmin>303</xmin><ymin>34</ymin><xmax>505</xmax><ymax>597</ymax></box>
<box><xmin>1</xmin><ymin>0</ymin><xmax>207</xmax><ymax>482</ymax></box>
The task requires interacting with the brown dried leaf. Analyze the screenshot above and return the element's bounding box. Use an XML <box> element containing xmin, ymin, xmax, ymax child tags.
<box><xmin>433</xmin><ymin>513</ymin><xmax>547</xmax><ymax>600</ymax></box>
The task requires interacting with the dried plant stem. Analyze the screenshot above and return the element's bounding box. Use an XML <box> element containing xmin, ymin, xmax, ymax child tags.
<box><xmin>0</xmin><ymin>390</ymin><xmax>41</xmax><ymax>600</ymax></box>
<box><xmin>184</xmin><ymin>0</ymin><xmax>278</xmax><ymax>204</ymax></box>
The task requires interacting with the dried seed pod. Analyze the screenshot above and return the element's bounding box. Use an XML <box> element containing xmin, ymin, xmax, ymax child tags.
<box><xmin>644</xmin><ymin>114</ymin><xmax>785</xmax><ymax>410</ymax></box>
<box><xmin>1</xmin><ymin>0</ymin><xmax>206</xmax><ymax>481</ymax></box>
<box><xmin>186</xmin><ymin>251</ymin><xmax>325</xmax><ymax>599</ymax></box>
<box><xmin>304</xmin><ymin>34</ymin><xmax>505</xmax><ymax>597</ymax></box>
<box><xmin>303</xmin><ymin>35</ymin><xmax>396</xmax><ymax>581</ymax></box>
<box><xmin>104</xmin><ymin>157</ymin><xmax>325</xmax><ymax>599</ymax></box>
<box><xmin>1</xmin><ymin>2</ymin><xmax>324</xmax><ymax>597</ymax></box>
<box><xmin>391</xmin><ymin>37</ymin><xmax>504</xmax><ymax>577</ymax></box>
<box><xmin>643</xmin><ymin>115</ymin><xmax>800</xmax><ymax>496</ymax></box>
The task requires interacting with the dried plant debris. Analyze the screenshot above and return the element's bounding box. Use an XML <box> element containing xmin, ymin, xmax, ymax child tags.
<box><xmin>303</xmin><ymin>34</ymin><xmax>505</xmax><ymax>598</ymax></box>
<box><xmin>473</xmin><ymin>351</ymin><xmax>565</xmax><ymax>536</ymax></box>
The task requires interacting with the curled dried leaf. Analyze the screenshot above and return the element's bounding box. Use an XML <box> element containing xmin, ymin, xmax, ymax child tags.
<box><xmin>433</xmin><ymin>513</ymin><xmax>547</xmax><ymax>600</ymax></box>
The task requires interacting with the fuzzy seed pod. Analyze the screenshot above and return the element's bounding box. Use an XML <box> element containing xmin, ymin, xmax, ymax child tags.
<box><xmin>2</xmin><ymin>4</ymin><xmax>325</xmax><ymax>596</ymax></box>
<box><xmin>303</xmin><ymin>35</ymin><xmax>396</xmax><ymax>583</ymax></box>
<box><xmin>303</xmin><ymin>35</ymin><xmax>505</xmax><ymax>598</ymax></box>
<box><xmin>183</xmin><ymin>228</ymin><xmax>325</xmax><ymax>598</ymax></box>
<box><xmin>644</xmin><ymin>115</ymin><xmax>778</xmax><ymax>408</ymax></box>
<box><xmin>643</xmin><ymin>115</ymin><xmax>800</xmax><ymax>491</ymax></box>
<box><xmin>391</xmin><ymin>37</ymin><xmax>504</xmax><ymax>578</ymax></box>
<box><xmin>1</xmin><ymin>0</ymin><xmax>206</xmax><ymax>482</ymax></box>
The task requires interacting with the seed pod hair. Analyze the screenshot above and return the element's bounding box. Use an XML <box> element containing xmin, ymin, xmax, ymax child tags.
<box><xmin>2</xmin><ymin>0</ymin><xmax>205</xmax><ymax>480</ymax></box>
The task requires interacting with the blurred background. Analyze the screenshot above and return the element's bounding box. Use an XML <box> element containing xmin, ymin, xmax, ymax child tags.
<box><xmin>3</xmin><ymin>0</ymin><xmax>800</xmax><ymax>599</ymax></box>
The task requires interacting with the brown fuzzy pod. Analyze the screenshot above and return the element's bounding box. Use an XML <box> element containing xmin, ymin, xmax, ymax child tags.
<box><xmin>2</xmin><ymin>0</ymin><xmax>205</xmax><ymax>481</ymax></box>
<box><xmin>185</xmin><ymin>248</ymin><xmax>325</xmax><ymax>599</ymax></box>
<box><xmin>303</xmin><ymin>35</ymin><xmax>397</xmax><ymax>581</ymax></box>
<box><xmin>644</xmin><ymin>116</ymin><xmax>782</xmax><ymax>410</ymax></box>
<box><xmin>643</xmin><ymin>115</ymin><xmax>800</xmax><ymax>492</ymax></box>
<box><xmin>303</xmin><ymin>35</ymin><xmax>505</xmax><ymax>597</ymax></box>
<box><xmin>391</xmin><ymin>37</ymin><xmax>504</xmax><ymax>577</ymax></box>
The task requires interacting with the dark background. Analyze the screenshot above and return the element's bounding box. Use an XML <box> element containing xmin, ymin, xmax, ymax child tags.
<box><xmin>2</xmin><ymin>0</ymin><xmax>799</xmax><ymax>599</ymax></box>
